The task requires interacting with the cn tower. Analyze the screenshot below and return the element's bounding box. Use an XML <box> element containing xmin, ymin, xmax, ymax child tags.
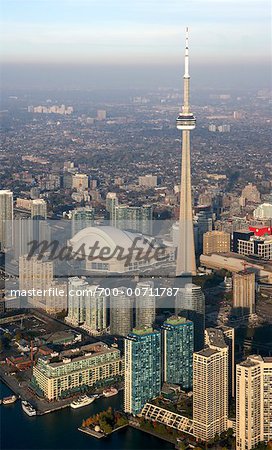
<box><xmin>176</xmin><ymin>28</ymin><xmax>197</xmax><ymax>276</ymax></box>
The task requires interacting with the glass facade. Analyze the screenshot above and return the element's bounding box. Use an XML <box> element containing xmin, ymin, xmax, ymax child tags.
<box><xmin>162</xmin><ymin>317</ymin><xmax>193</xmax><ymax>389</ymax></box>
<box><xmin>125</xmin><ymin>329</ymin><xmax>161</xmax><ymax>415</ymax></box>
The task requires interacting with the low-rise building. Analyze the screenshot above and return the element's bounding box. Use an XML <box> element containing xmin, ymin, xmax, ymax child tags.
<box><xmin>32</xmin><ymin>342</ymin><xmax>123</xmax><ymax>400</ymax></box>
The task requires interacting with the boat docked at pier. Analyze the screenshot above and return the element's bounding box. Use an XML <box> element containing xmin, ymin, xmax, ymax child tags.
<box><xmin>21</xmin><ymin>400</ymin><xmax>37</xmax><ymax>416</ymax></box>
<box><xmin>103</xmin><ymin>387</ymin><xmax>118</xmax><ymax>398</ymax></box>
<box><xmin>70</xmin><ymin>395</ymin><xmax>95</xmax><ymax>409</ymax></box>
<box><xmin>2</xmin><ymin>395</ymin><xmax>17</xmax><ymax>405</ymax></box>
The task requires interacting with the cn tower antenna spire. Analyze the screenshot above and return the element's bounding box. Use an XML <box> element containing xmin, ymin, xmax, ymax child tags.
<box><xmin>176</xmin><ymin>27</ymin><xmax>196</xmax><ymax>277</ymax></box>
<box><xmin>184</xmin><ymin>27</ymin><xmax>189</xmax><ymax>79</ymax></box>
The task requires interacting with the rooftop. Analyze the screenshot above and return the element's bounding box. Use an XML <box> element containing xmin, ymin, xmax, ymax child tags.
<box><xmin>164</xmin><ymin>316</ymin><xmax>189</xmax><ymax>326</ymax></box>
<box><xmin>196</xmin><ymin>347</ymin><xmax>219</xmax><ymax>358</ymax></box>
<box><xmin>205</xmin><ymin>328</ymin><xmax>227</xmax><ymax>349</ymax></box>
<box><xmin>131</xmin><ymin>327</ymin><xmax>155</xmax><ymax>336</ymax></box>
<box><xmin>41</xmin><ymin>342</ymin><xmax>119</xmax><ymax>367</ymax></box>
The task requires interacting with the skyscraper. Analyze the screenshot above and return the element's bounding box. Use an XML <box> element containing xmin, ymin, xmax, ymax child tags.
<box><xmin>0</xmin><ymin>189</ymin><xmax>13</xmax><ymax>250</ymax></box>
<box><xmin>66</xmin><ymin>277</ymin><xmax>88</xmax><ymax>325</ymax></box>
<box><xmin>233</xmin><ymin>270</ymin><xmax>255</xmax><ymax>317</ymax></box>
<box><xmin>135</xmin><ymin>281</ymin><xmax>155</xmax><ymax>329</ymax></box>
<box><xmin>176</xmin><ymin>29</ymin><xmax>196</xmax><ymax>276</ymax></box>
<box><xmin>106</xmin><ymin>192</ymin><xmax>118</xmax><ymax>223</ymax></box>
<box><xmin>114</xmin><ymin>204</ymin><xmax>153</xmax><ymax>235</ymax></box>
<box><xmin>66</xmin><ymin>277</ymin><xmax>107</xmax><ymax>334</ymax></box>
<box><xmin>84</xmin><ymin>285</ymin><xmax>107</xmax><ymax>334</ymax></box>
<box><xmin>19</xmin><ymin>254</ymin><xmax>53</xmax><ymax>308</ymax></box>
<box><xmin>110</xmin><ymin>289</ymin><xmax>133</xmax><ymax>336</ymax></box>
<box><xmin>175</xmin><ymin>283</ymin><xmax>205</xmax><ymax>351</ymax></box>
<box><xmin>66</xmin><ymin>206</ymin><xmax>94</xmax><ymax>237</ymax></box>
<box><xmin>193</xmin><ymin>344</ymin><xmax>228</xmax><ymax>441</ymax></box>
<box><xmin>236</xmin><ymin>355</ymin><xmax>272</xmax><ymax>450</ymax></box>
<box><xmin>162</xmin><ymin>316</ymin><xmax>193</xmax><ymax>389</ymax></box>
<box><xmin>124</xmin><ymin>328</ymin><xmax>161</xmax><ymax>415</ymax></box>
<box><xmin>205</xmin><ymin>327</ymin><xmax>235</xmax><ymax>399</ymax></box>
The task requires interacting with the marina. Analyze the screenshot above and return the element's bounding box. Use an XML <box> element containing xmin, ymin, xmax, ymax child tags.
<box><xmin>0</xmin><ymin>381</ymin><xmax>174</xmax><ymax>450</ymax></box>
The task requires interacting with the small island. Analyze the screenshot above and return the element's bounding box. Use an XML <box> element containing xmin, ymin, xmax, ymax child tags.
<box><xmin>79</xmin><ymin>407</ymin><xmax>128</xmax><ymax>438</ymax></box>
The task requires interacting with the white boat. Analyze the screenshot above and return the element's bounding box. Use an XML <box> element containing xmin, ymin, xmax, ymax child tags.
<box><xmin>2</xmin><ymin>395</ymin><xmax>17</xmax><ymax>405</ymax></box>
<box><xmin>70</xmin><ymin>395</ymin><xmax>95</xmax><ymax>409</ymax></box>
<box><xmin>103</xmin><ymin>387</ymin><xmax>118</xmax><ymax>398</ymax></box>
<box><xmin>21</xmin><ymin>400</ymin><xmax>37</xmax><ymax>416</ymax></box>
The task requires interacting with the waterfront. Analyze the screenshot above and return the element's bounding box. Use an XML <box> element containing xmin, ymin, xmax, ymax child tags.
<box><xmin>0</xmin><ymin>382</ymin><xmax>174</xmax><ymax>450</ymax></box>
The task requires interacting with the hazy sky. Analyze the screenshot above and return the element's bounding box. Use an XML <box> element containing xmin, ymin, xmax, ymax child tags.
<box><xmin>0</xmin><ymin>0</ymin><xmax>271</xmax><ymax>89</ymax></box>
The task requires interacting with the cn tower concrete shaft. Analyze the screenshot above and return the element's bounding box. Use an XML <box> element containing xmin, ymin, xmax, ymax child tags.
<box><xmin>176</xmin><ymin>29</ymin><xmax>197</xmax><ymax>276</ymax></box>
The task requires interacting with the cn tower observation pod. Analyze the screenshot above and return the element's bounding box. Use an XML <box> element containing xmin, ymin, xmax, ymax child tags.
<box><xmin>176</xmin><ymin>113</ymin><xmax>196</xmax><ymax>131</ymax></box>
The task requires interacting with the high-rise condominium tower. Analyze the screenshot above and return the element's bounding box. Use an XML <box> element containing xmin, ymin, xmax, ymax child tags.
<box><xmin>162</xmin><ymin>316</ymin><xmax>193</xmax><ymax>389</ymax></box>
<box><xmin>19</xmin><ymin>254</ymin><xmax>53</xmax><ymax>308</ymax></box>
<box><xmin>135</xmin><ymin>281</ymin><xmax>155</xmax><ymax>329</ymax></box>
<box><xmin>66</xmin><ymin>277</ymin><xmax>107</xmax><ymax>334</ymax></box>
<box><xmin>110</xmin><ymin>288</ymin><xmax>133</xmax><ymax>336</ymax></box>
<box><xmin>176</xmin><ymin>29</ymin><xmax>196</xmax><ymax>276</ymax></box>
<box><xmin>124</xmin><ymin>328</ymin><xmax>161</xmax><ymax>415</ymax></box>
<box><xmin>193</xmin><ymin>343</ymin><xmax>228</xmax><ymax>441</ymax></box>
<box><xmin>175</xmin><ymin>283</ymin><xmax>205</xmax><ymax>351</ymax></box>
<box><xmin>236</xmin><ymin>355</ymin><xmax>272</xmax><ymax>450</ymax></box>
<box><xmin>0</xmin><ymin>189</ymin><xmax>13</xmax><ymax>250</ymax></box>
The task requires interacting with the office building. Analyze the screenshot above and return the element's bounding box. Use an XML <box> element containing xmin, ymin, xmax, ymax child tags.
<box><xmin>236</xmin><ymin>235</ymin><xmax>272</xmax><ymax>260</ymax></box>
<box><xmin>232</xmin><ymin>230</ymin><xmax>254</xmax><ymax>253</ymax></box>
<box><xmin>162</xmin><ymin>316</ymin><xmax>193</xmax><ymax>389</ymax></box>
<box><xmin>176</xmin><ymin>29</ymin><xmax>196</xmax><ymax>275</ymax></box>
<box><xmin>203</xmin><ymin>230</ymin><xmax>230</xmax><ymax>255</ymax></box>
<box><xmin>124</xmin><ymin>328</ymin><xmax>161</xmax><ymax>415</ymax></box>
<box><xmin>236</xmin><ymin>355</ymin><xmax>272</xmax><ymax>450</ymax></box>
<box><xmin>135</xmin><ymin>281</ymin><xmax>155</xmax><ymax>329</ymax></box>
<box><xmin>233</xmin><ymin>270</ymin><xmax>255</xmax><ymax>317</ymax></box>
<box><xmin>175</xmin><ymin>283</ymin><xmax>205</xmax><ymax>351</ymax></box>
<box><xmin>193</xmin><ymin>344</ymin><xmax>228</xmax><ymax>441</ymax></box>
<box><xmin>32</xmin><ymin>342</ymin><xmax>123</xmax><ymax>400</ymax></box>
<box><xmin>110</xmin><ymin>289</ymin><xmax>133</xmax><ymax>336</ymax></box>
<box><xmin>0</xmin><ymin>189</ymin><xmax>13</xmax><ymax>250</ymax></box>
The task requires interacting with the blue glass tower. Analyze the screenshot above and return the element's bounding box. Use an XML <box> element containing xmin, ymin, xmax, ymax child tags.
<box><xmin>162</xmin><ymin>316</ymin><xmax>194</xmax><ymax>389</ymax></box>
<box><xmin>124</xmin><ymin>328</ymin><xmax>161</xmax><ymax>415</ymax></box>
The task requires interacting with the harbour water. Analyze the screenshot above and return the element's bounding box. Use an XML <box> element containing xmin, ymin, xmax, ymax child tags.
<box><xmin>0</xmin><ymin>382</ymin><xmax>174</xmax><ymax>450</ymax></box>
